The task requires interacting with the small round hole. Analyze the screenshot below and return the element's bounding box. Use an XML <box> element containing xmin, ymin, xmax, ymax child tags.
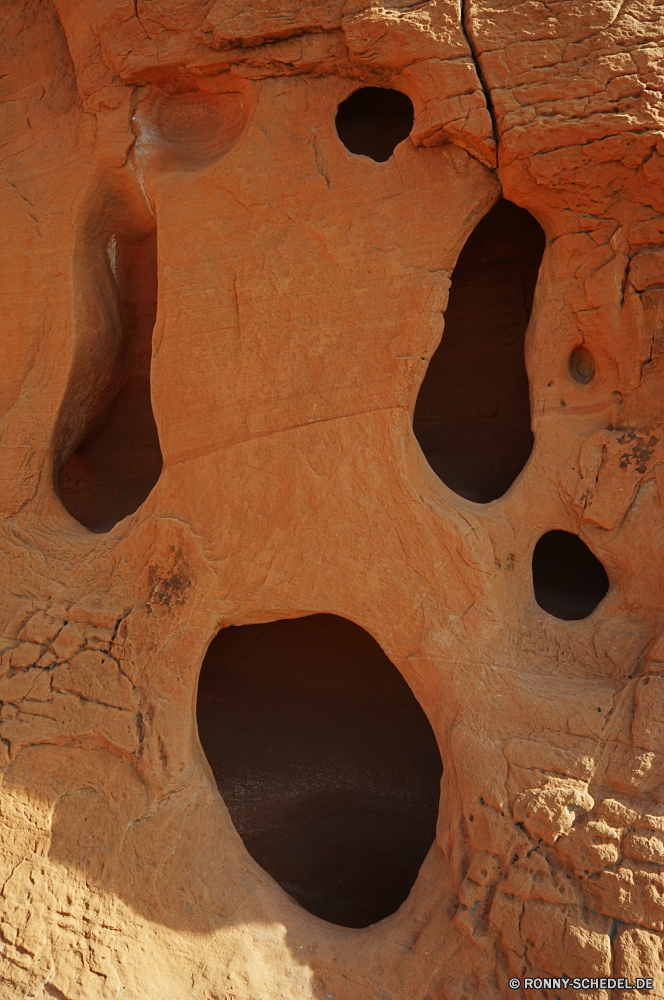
<box><xmin>569</xmin><ymin>345</ymin><xmax>595</xmax><ymax>384</ymax></box>
<box><xmin>335</xmin><ymin>87</ymin><xmax>414</xmax><ymax>163</ymax></box>
<box><xmin>532</xmin><ymin>530</ymin><xmax>609</xmax><ymax>620</ymax></box>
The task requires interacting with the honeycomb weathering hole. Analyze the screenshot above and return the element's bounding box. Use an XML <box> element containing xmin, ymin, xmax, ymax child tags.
<box><xmin>413</xmin><ymin>198</ymin><xmax>545</xmax><ymax>503</ymax></box>
<box><xmin>335</xmin><ymin>87</ymin><xmax>414</xmax><ymax>162</ymax></box>
<box><xmin>196</xmin><ymin>614</ymin><xmax>442</xmax><ymax>928</ymax></box>
<box><xmin>58</xmin><ymin>217</ymin><xmax>163</xmax><ymax>532</ymax></box>
<box><xmin>569</xmin><ymin>344</ymin><xmax>595</xmax><ymax>384</ymax></box>
<box><xmin>532</xmin><ymin>530</ymin><xmax>609</xmax><ymax>620</ymax></box>
<box><xmin>147</xmin><ymin>89</ymin><xmax>247</xmax><ymax>170</ymax></box>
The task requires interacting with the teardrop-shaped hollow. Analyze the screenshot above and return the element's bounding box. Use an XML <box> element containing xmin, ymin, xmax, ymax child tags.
<box><xmin>569</xmin><ymin>344</ymin><xmax>595</xmax><ymax>384</ymax></box>
<box><xmin>57</xmin><ymin>193</ymin><xmax>163</xmax><ymax>533</ymax></box>
<box><xmin>335</xmin><ymin>87</ymin><xmax>414</xmax><ymax>162</ymax></box>
<box><xmin>532</xmin><ymin>530</ymin><xmax>609</xmax><ymax>620</ymax></box>
<box><xmin>196</xmin><ymin>614</ymin><xmax>442</xmax><ymax>928</ymax></box>
<box><xmin>413</xmin><ymin>198</ymin><xmax>545</xmax><ymax>502</ymax></box>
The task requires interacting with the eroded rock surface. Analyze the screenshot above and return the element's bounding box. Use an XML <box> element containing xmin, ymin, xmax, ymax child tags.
<box><xmin>2</xmin><ymin>1</ymin><xmax>664</xmax><ymax>998</ymax></box>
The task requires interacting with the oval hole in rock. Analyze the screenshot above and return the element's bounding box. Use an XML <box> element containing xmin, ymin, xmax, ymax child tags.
<box><xmin>57</xmin><ymin>199</ymin><xmax>163</xmax><ymax>533</ymax></box>
<box><xmin>335</xmin><ymin>87</ymin><xmax>414</xmax><ymax>162</ymax></box>
<box><xmin>569</xmin><ymin>344</ymin><xmax>595</xmax><ymax>385</ymax></box>
<box><xmin>413</xmin><ymin>198</ymin><xmax>545</xmax><ymax>502</ymax></box>
<box><xmin>196</xmin><ymin>614</ymin><xmax>442</xmax><ymax>928</ymax></box>
<box><xmin>532</xmin><ymin>530</ymin><xmax>609</xmax><ymax>620</ymax></box>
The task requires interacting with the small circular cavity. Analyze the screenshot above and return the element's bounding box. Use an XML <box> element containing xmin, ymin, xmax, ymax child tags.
<box><xmin>335</xmin><ymin>87</ymin><xmax>414</xmax><ymax>163</ymax></box>
<box><xmin>532</xmin><ymin>530</ymin><xmax>609</xmax><ymax>620</ymax></box>
<box><xmin>569</xmin><ymin>344</ymin><xmax>595</xmax><ymax>384</ymax></box>
<box><xmin>135</xmin><ymin>87</ymin><xmax>247</xmax><ymax>170</ymax></box>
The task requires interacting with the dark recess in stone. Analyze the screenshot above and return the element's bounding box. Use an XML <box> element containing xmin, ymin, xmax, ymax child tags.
<box><xmin>532</xmin><ymin>530</ymin><xmax>609</xmax><ymax>620</ymax></box>
<box><xmin>336</xmin><ymin>87</ymin><xmax>414</xmax><ymax>162</ymax></box>
<box><xmin>58</xmin><ymin>221</ymin><xmax>163</xmax><ymax>532</ymax></box>
<box><xmin>569</xmin><ymin>344</ymin><xmax>595</xmax><ymax>384</ymax></box>
<box><xmin>196</xmin><ymin>613</ymin><xmax>442</xmax><ymax>928</ymax></box>
<box><xmin>413</xmin><ymin>198</ymin><xmax>545</xmax><ymax>502</ymax></box>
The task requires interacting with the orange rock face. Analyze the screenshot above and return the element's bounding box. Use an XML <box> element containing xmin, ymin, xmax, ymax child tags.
<box><xmin>2</xmin><ymin>1</ymin><xmax>664</xmax><ymax>998</ymax></box>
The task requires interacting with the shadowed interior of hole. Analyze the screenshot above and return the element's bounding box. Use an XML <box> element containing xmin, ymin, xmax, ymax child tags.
<box><xmin>58</xmin><ymin>226</ymin><xmax>163</xmax><ymax>532</ymax></box>
<box><xmin>413</xmin><ymin>198</ymin><xmax>545</xmax><ymax>503</ymax></box>
<box><xmin>532</xmin><ymin>530</ymin><xmax>609</xmax><ymax>620</ymax></box>
<box><xmin>335</xmin><ymin>87</ymin><xmax>414</xmax><ymax>162</ymax></box>
<box><xmin>196</xmin><ymin>614</ymin><xmax>442</xmax><ymax>928</ymax></box>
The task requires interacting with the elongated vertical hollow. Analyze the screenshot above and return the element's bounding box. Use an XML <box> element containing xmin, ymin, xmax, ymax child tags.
<box><xmin>413</xmin><ymin>198</ymin><xmax>545</xmax><ymax>503</ymax></box>
<box><xmin>196</xmin><ymin>614</ymin><xmax>442</xmax><ymax>928</ymax></box>
<box><xmin>56</xmin><ymin>179</ymin><xmax>163</xmax><ymax>532</ymax></box>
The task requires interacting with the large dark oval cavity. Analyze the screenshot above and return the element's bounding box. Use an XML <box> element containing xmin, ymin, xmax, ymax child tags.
<box><xmin>335</xmin><ymin>87</ymin><xmax>414</xmax><ymax>162</ymax></box>
<box><xmin>532</xmin><ymin>530</ymin><xmax>609</xmax><ymax>620</ymax></box>
<box><xmin>196</xmin><ymin>613</ymin><xmax>442</xmax><ymax>928</ymax></box>
<box><xmin>57</xmin><ymin>194</ymin><xmax>163</xmax><ymax>533</ymax></box>
<box><xmin>413</xmin><ymin>198</ymin><xmax>545</xmax><ymax>502</ymax></box>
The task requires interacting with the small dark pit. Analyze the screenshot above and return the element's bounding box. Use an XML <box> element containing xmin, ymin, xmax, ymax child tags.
<box><xmin>336</xmin><ymin>87</ymin><xmax>414</xmax><ymax>163</ymax></box>
<box><xmin>532</xmin><ymin>530</ymin><xmax>609</xmax><ymax>620</ymax></box>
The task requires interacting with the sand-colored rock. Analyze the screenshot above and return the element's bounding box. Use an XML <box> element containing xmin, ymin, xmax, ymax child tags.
<box><xmin>2</xmin><ymin>0</ymin><xmax>664</xmax><ymax>997</ymax></box>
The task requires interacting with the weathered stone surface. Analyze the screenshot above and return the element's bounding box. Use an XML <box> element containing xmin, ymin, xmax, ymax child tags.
<box><xmin>2</xmin><ymin>0</ymin><xmax>664</xmax><ymax>997</ymax></box>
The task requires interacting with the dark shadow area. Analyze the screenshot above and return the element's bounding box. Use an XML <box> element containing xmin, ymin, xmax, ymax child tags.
<box><xmin>569</xmin><ymin>344</ymin><xmax>595</xmax><ymax>384</ymax></box>
<box><xmin>335</xmin><ymin>87</ymin><xmax>414</xmax><ymax>162</ymax></box>
<box><xmin>532</xmin><ymin>530</ymin><xmax>609</xmax><ymax>620</ymax></box>
<box><xmin>58</xmin><ymin>211</ymin><xmax>163</xmax><ymax>532</ymax></box>
<box><xmin>413</xmin><ymin>198</ymin><xmax>545</xmax><ymax>502</ymax></box>
<box><xmin>196</xmin><ymin>614</ymin><xmax>442</xmax><ymax>928</ymax></box>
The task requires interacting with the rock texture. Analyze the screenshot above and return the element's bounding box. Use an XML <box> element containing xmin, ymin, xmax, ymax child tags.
<box><xmin>2</xmin><ymin>1</ymin><xmax>664</xmax><ymax>998</ymax></box>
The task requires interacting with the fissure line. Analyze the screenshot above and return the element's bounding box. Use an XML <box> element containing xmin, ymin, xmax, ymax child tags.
<box><xmin>460</xmin><ymin>0</ymin><xmax>498</xmax><ymax>142</ymax></box>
